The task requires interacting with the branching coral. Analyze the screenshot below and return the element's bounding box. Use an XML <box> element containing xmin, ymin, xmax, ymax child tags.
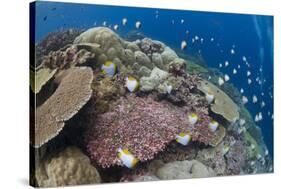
<box><xmin>41</xmin><ymin>45</ymin><xmax>95</xmax><ymax>69</ymax></box>
<box><xmin>85</xmin><ymin>94</ymin><xmax>216</xmax><ymax>168</ymax></box>
<box><xmin>136</xmin><ymin>38</ymin><xmax>165</xmax><ymax>57</ymax></box>
<box><xmin>35</xmin><ymin>29</ymin><xmax>83</xmax><ymax>67</ymax></box>
<box><xmin>225</xmin><ymin>139</ymin><xmax>246</xmax><ymax>175</ymax></box>
<box><xmin>34</xmin><ymin>67</ymin><xmax>93</xmax><ymax>148</ymax></box>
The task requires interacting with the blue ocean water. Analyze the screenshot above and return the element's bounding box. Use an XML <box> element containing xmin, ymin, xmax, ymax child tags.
<box><xmin>33</xmin><ymin>1</ymin><xmax>273</xmax><ymax>156</ymax></box>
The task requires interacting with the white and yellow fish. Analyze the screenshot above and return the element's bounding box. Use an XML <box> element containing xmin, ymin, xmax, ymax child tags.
<box><xmin>253</xmin><ymin>95</ymin><xmax>258</xmax><ymax>103</ymax></box>
<box><xmin>218</xmin><ymin>77</ymin><xmax>224</xmax><ymax>86</ymax></box>
<box><xmin>208</xmin><ymin>120</ymin><xmax>219</xmax><ymax>132</ymax></box>
<box><xmin>165</xmin><ymin>84</ymin><xmax>173</xmax><ymax>94</ymax></box>
<box><xmin>188</xmin><ymin>113</ymin><xmax>198</xmax><ymax>125</ymax></box>
<box><xmin>230</xmin><ymin>49</ymin><xmax>235</xmax><ymax>54</ymax></box>
<box><xmin>113</xmin><ymin>24</ymin><xmax>119</xmax><ymax>31</ymax></box>
<box><xmin>225</xmin><ymin>61</ymin><xmax>229</xmax><ymax>67</ymax></box>
<box><xmin>175</xmin><ymin>132</ymin><xmax>192</xmax><ymax>146</ymax></box>
<box><xmin>251</xmin><ymin>144</ymin><xmax>255</xmax><ymax>150</ymax></box>
<box><xmin>224</xmin><ymin>74</ymin><xmax>230</xmax><ymax>82</ymax></box>
<box><xmin>101</xmin><ymin>61</ymin><xmax>117</xmax><ymax>77</ymax></box>
<box><xmin>125</xmin><ymin>76</ymin><xmax>140</xmax><ymax>92</ymax></box>
<box><xmin>181</xmin><ymin>40</ymin><xmax>187</xmax><ymax>50</ymax></box>
<box><xmin>242</xmin><ymin>96</ymin><xmax>248</xmax><ymax>104</ymax></box>
<box><xmin>122</xmin><ymin>18</ymin><xmax>127</xmax><ymax>26</ymax></box>
<box><xmin>239</xmin><ymin>119</ymin><xmax>246</xmax><ymax>126</ymax></box>
<box><xmin>265</xmin><ymin>149</ymin><xmax>269</xmax><ymax>156</ymax></box>
<box><xmin>233</xmin><ymin>68</ymin><xmax>237</xmax><ymax>74</ymax></box>
<box><xmin>238</xmin><ymin>127</ymin><xmax>246</xmax><ymax>134</ymax></box>
<box><xmin>135</xmin><ymin>21</ymin><xmax>141</xmax><ymax>29</ymax></box>
<box><xmin>248</xmin><ymin>78</ymin><xmax>252</xmax><ymax>85</ymax></box>
<box><xmin>117</xmin><ymin>148</ymin><xmax>139</xmax><ymax>169</ymax></box>
<box><xmin>206</xmin><ymin>93</ymin><xmax>215</xmax><ymax>104</ymax></box>
<box><xmin>222</xmin><ymin>144</ymin><xmax>230</xmax><ymax>155</ymax></box>
<box><xmin>261</xmin><ymin>101</ymin><xmax>266</xmax><ymax>108</ymax></box>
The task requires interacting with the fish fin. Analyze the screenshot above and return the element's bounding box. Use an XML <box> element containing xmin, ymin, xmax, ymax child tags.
<box><xmin>123</xmin><ymin>149</ymin><xmax>130</xmax><ymax>155</ymax></box>
<box><xmin>131</xmin><ymin>158</ymin><xmax>139</xmax><ymax>168</ymax></box>
<box><xmin>117</xmin><ymin>152</ymin><xmax>122</xmax><ymax>158</ymax></box>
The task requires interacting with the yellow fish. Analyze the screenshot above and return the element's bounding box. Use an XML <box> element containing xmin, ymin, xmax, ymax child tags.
<box><xmin>117</xmin><ymin>148</ymin><xmax>138</xmax><ymax>168</ymax></box>
<box><xmin>125</xmin><ymin>76</ymin><xmax>140</xmax><ymax>92</ymax></box>
<box><xmin>176</xmin><ymin>132</ymin><xmax>192</xmax><ymax>146</ymax></box>
<box><xmin>101</xmin><ymin>61</ymin><xmax>117</xmax><ymax>77</ymax></box>
<box><xmin>188</xmin><ymin>113</ymin><xmax>198</xmax><ymax>125</ymax></box>
<box><xmin>208</xmin><ymin>120</ymin><xmax>219</xmax><ymax>132</ymax></box>
<box><xmin>206</xmin><ymin>93</ymin><xmax>215</xmax><ymax>104</ymax></box>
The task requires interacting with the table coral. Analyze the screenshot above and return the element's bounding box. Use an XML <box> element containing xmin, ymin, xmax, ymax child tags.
<box><xmin>85</xmin><ymin>94</ymin><xmax>216</xmax><ymax>168</ymax></box>
<box><xmin>34</xmin><ymin>67</ymin><xmax>93</xmax><ymax>148</ymax></box>
<box><xmin>197</xmin><ymin>79</ymin><xmax>239</xmax><ymax>122</ymax></box>
<box><xmin>30</xmin><ymin>67</ymin><xmax>57</xmax><ymax>94</ymax></box>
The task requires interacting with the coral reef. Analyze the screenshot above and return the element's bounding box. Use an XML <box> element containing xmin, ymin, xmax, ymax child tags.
<box><xmin>155</xmin><ymin>160</ymin><xmax>216</xmax><ymax>180</ymax></box>
<box><xmin>30</xmin><ymin>67</ymin><xmax>57</xmax><ymax>94</ymax></box>
<box><xmin>32</xmin><ymin>26</ymin><xmax>273</xmax><ymax>185</ymax></box>
<box><xmin>135</xmin><ymin>38</ymin><xmax>165</xmax><ymax>57</ymax></box>
<box><xmin>140</xmin><ymin>67</ymin><xmax>169</xmax><ymax>92</ymax></box>
<box><xmin>35</xmin><ymin>146</ymin><xmax>101</xmax><ymax>187</ymax></box>
<box><xmin>197</xmin><ymin>79</ymin><xmax>239</xmax><ymax>122</ymax></box>
<box><xmin>196</xmin><ymin>144</ymin><xmax>227</xmax><ymax>175</ymax></box>
<box><xmin>85</xmin><ymin>94</ymin><xmax>216</xmax><ymax>168</ymax></box>
<box><xmin>34</xmin><ymin>67</ymin><xmax>93</xmax><ymax>147</ymax></box>
<box><xmin>35</xmin><ymin>29</ymin><xmax>83</xmax><ymax>66</ymax></box>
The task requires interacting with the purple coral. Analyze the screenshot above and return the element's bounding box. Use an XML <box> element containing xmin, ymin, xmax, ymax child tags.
<box><xmin>225</xmin><ymin>139</ymin><xmax>246</xmax><ymax>175</ymax></box>
<box><xmin>85</xmin><ymin>94</ymin><xmax>215</xmax><ymax>168</ymax></box>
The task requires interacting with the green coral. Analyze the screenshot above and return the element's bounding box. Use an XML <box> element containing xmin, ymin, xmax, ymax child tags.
<box><xmin>186</xmin><ymin>61</ymin><xmax>208</xmax><ymax>74</ymax></box>
<box><xmin>243</xmin><ymin>131</ymin><xmax>263</xmax><ymax>160</ymax></box>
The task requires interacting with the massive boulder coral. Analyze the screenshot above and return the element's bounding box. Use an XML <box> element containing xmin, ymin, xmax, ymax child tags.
<box><xmin>33</xmin><ymin>67</ymin><xmax>94</xmax><ymax>148</ymax></box>
<box><xmin>35</xmin><ymin>146</ymin><xmax>101</xmax><ymax>187</ymax></box>
<box><xmin>73</xmin><ymin>27</ymin><xmax>125</xmax><ymax>64</ymax></box>
<box><xmin>85</xmin><ymin>94</ymin><xmax>218</xmax><ymax>168</ymax></box>
<box><xmin>140</xmin><ymin>67</ymin><xmax>169</xmax><ymax>92</ymax></box>
<box><xmin>155</xmin><ymin>160</ymin><xmax>216</xmax><ymax>180</ymax></box>
<box><xmin>197</xmin><ymin>79</ymin><xmax>239</xmax><ymax>122</ymax></box>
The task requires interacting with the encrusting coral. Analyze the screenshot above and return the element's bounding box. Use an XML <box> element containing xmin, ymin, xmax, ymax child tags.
<box><xmin>85</xmin><ymin>94</ymin><xmax>217</xmax><ymax>168</ymax></box>
<box><xmin>34</xmin><ymin>67</ymin><xmax>93</xmax><ymax>148</ymax></box>
<box><xmin>35</xmin><ymin>146</ymin><xmax>101</xmax><ymax>187</ymax></box>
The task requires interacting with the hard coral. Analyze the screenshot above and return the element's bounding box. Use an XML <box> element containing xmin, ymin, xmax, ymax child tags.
<box><xmin>35</xmin><ymin>146</ymin><xmax>101</xmax><ymax>187</ymax></box>
<box><xmin>34</xmin><ymin>67</ymin><xmax>93</xmax><ymax>148</ymax></box>
<box><xmin>35</xmin><ymin>29</ymin><xmax>83</xmax><ymax>66</ymax></box>
<box><xmin>85</xmin><ymin>94</ymin><xmax>215</xmax><ymax>168</ymax></box>
<box><xmin>197</xmin><ymin>79</ymin><xmax>239</xmax><ymax>122</ymax></box>
<box><xmin>30</xmin><ymin>67</ymin><xmax>57</xmax><ymax>94</ymax></box>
